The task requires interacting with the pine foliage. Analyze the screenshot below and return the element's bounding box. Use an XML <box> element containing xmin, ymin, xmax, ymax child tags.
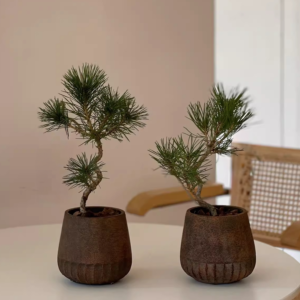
<box><xmin>38</xmin><ymin>98</ymin><xmax>69</xmax><ymax>135</ymax></box>
<box><xmin>63</xmin><ymin>153</ymin><xmax>104</xmax><ymax>191</ymax></box>
<box><xmin>187</xmin><ymin>84</ymin><xmax>253</xmax><ymax>156</ymax></box>
<box><xmin>149</xmin><ymin>84</ymin><xmax>254</xmax><ymax>207</ymax></box>
<box><xmin>149</xmin><ymin>136</ymin><xmax>210</xmax><ymax>192</ymax></box>
<box><xmin>38</xmin><ymin>64</ymin><xmax>148</xmax><ymax>203</ymax></box>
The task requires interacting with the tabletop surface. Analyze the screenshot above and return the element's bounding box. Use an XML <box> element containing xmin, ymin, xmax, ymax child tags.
<box><xmin>0</xmin><ymin>223</ymin><xmax>300</xmax><ymax>300</ymax></box>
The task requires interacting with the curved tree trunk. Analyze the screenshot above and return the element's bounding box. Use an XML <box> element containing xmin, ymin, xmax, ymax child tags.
<box><xmin>195</xmin><ymin>185</ymin><xmax>218</xmax><ymax>216</ymax></box>
<box><xmin>79</xmin><ymin>141</ymin><xmax>104</xmax><ymax>214</ymax></box>
<box><xmin>80</xmin><ymin>188</ymin><xmax>92</xmax><ymax>214</ymax></box>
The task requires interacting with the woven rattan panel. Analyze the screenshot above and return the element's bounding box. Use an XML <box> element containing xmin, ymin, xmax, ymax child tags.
<box><xmin>245</xmin><ymin>158</ymin><xmax>300</xmax><ymax>238</ymax></box>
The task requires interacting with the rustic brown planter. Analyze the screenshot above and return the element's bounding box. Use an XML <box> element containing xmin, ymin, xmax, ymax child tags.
<box><xmin>57</xmin><ymin>206</ymin><xmax>132</xmax><ymax>285</ymax></box>
<box><xmin>180</xmin><ymin>205</ymin><xmax>256</xmax><ymax>284</ymax></box>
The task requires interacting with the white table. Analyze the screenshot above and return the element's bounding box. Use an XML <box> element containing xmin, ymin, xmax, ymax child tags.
<box><xmin>0</xmin><ymin>223</ymin><xmax>300</xmax><ymax>300</ymax></box>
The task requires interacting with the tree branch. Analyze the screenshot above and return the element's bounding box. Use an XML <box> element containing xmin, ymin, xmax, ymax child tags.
<box><xmin>79</xmin><ymin>108</ymin><xmax>104</xmax><ymax>213</ymax></box>
<box><xmin>100</xmin><ymin>117</ymin><xmax>126</xmax><ymax>139</ymax></box>
<box><xmin>149</xmin><ymin>84</ymin><xmax>254</xmax><ymax>215</ymax></box>
<box><xmin>39</xmin><ymin>64</ymin><xmax>148</xmax><ymax>213</ymax></box>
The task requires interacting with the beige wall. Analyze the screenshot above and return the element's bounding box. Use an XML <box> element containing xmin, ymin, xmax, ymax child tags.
<box><xmin>0</xmin><ymin>0</ymin><xmax>214</xmax><ymax>228</ymax></box>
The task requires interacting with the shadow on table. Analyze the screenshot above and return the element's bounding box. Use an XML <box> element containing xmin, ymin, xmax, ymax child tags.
<box><xmin>55</xmin><ymin>266</ymin><xmax>295</xmax><ymax>300</ymax></box>
<box><xmin>55</xmin><ymin>268</ymin><xmax>181</xmax><ymax>289</ymax></box>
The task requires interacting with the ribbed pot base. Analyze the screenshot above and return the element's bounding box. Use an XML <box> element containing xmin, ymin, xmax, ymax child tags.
<box><xmin>180</xmin><ymin>257</ymin><xmax>256</xmax><ymax>284</ymax></box>
<box><xmin>58</xmin><ymin>258</ymin><xmax>132</xmax><ymax>285</ymax></box>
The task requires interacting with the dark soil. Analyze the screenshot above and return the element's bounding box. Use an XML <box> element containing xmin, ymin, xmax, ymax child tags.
<box><xmin>192</xmin><ymin>206</ymin><xmax>242</xmax><ymax>216</ymax></box>
<box><xmin>73</xmin><ymin>207</ymin><xmax>120</xmax><ymax>217</ymax></box>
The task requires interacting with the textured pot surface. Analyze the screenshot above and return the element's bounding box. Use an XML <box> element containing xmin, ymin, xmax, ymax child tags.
<box><xmin>180</xmin><ymin>205</ymin><xmax>256</xmax><ymax>284</ymax></box>
<box><xmin>57</xmin><ymin>206</ymin><xmax>132</xmax><ymax>285</ymax></box>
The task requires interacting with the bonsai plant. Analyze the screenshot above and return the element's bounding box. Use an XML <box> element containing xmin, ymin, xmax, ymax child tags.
<box><xmin>38</xmin><ymin>64</ymin><xmax>148</xmax><ymax>285</ymax></box>
<box><xmin>149</xmin><ymin>84</ymin><xmax>256</xmax><ymax>284</ymax></box>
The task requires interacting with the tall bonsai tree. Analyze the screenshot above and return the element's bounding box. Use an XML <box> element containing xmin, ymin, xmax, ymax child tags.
<box><xmin>149</xmin><ymin>84</ymin><xmax>254</xmax><ymax>216</ymax></box>
<box><xmin>38</xmin><ymin>64</ymin><xmax>148</xmax><ymax>214</ymax></box>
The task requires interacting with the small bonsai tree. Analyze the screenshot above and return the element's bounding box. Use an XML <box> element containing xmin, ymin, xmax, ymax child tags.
<box><xmin>149</xmin><ymin>84</ymin><xmax>254</xmax><ymax>216</ymax></box>
<box><xmin>38</xmin><ymin>64</ymin><xmax>148</xmax><ymax>215</ymax></box>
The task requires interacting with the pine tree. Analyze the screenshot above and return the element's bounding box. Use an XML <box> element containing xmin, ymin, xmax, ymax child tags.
<box><xmin>38</xmin><ymin>64</ymin><xmax>148</xmax><ymax>214</ymax></box>
<box><xmin>149</xmin><ymin>84</ymin><xmax>254</xmax><ymax>216</ymax></box>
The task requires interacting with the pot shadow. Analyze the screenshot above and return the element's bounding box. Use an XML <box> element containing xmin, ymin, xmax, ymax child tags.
<box><xmin>182</xmin><ymin>265</ymin><xmax>298</xmax><ymax>300</ymax></box>
<box><xmin>58</xmin><ymin>275</ymin><xmax>131</xmax><ymax>289</ymax></box>
<box><xmin>55</xmin><ymin>268</ymin><xmax>291</xmax><ymax>300</ymax></box>
<box><xmin>55</xmin><ymin>261</ymin><xmax>295</xmax><ymax>299</ymax></box>
<box><xmin>56</xmin><ymin>267</ymin><xmax>181</xmax><ymax>290</ymax></box>
<box><xmin>182</xmin><ymin>276</ymin><xmax>256</xmax><ymax>299</ymax></box>
<box><xmin>55</xmin><ymin>274</ymin><xmax>136</xmax><ymax>300</ymax></box>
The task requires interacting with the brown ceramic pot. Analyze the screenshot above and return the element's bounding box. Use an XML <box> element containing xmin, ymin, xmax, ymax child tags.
<box><xmin>180</xmin><ymin>205</ymin><xmax>256</xmax><ymax>284</ymax></box>
<box><xmin>57</xmin><ymin>206</ymin><xmax>132</xmax><ymax>285</ymax></box>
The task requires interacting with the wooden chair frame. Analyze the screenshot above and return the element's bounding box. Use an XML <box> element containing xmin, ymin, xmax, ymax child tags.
<box><xmin>126</xmin><ymin>182</ymin><xmax>227</xmax><ymax>216</ymax></box>
<box><xmin>231</xmin><ymin>143</ymin><xmax>300</xmax><ymax>250</ymax></box>
<box><xmin>126</xmin><ymin>143</ymin><xmax>300</xmax><ymax>251</ymax></box>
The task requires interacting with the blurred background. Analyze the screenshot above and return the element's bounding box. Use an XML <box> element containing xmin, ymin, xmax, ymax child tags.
<box><xmin>215</xmin><ymin>0</ymin><xmax>299</xmax><ymax>198</ymax></box>
<box><xmin>0</xmin><ymin>0</ymin><xmax>299</xmax><ymax>233</ymax></box>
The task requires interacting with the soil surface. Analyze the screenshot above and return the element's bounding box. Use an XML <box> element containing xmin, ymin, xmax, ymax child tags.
<box><xmin>192</xmin><ymin>206</ymin><xmax>241</xmax><ymax>216</ymax></box>
<box><xmin>73</xmin><ymin>207</ymin><xmax>119</xmax><ymax>217</ymax></box>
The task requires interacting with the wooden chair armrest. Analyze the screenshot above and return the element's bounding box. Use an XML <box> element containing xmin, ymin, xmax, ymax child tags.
<box><xmin>280</xmin><ymin>221</ymin><xmax>300</xmax><ymax>248</ymax></box>
<box><xmin>126</xmin><ymin>182</ymin><xmax>226</xmax><ymax>216</ymax></box>
<box><xmin>252</xmin><ymin>233</ymin><xmax>300</xmax><ymax>250</ymax></box>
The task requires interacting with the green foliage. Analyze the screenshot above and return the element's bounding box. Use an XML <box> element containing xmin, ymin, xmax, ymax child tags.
<box><xmin>149</xmin><ymin>136</ymin><xmax>210</xmax><ymax>191</ymax></box>
<box><xmin>38</xmin><ymin>64</ymin><xmax>148</xmax><ymax>204</ymax></box>
<box><xmin>187</xmin><ymin>84</ymin><xmax>254</xmax><ymax>156</ymax></box>
<box><xmin>62</xmin><ymin>64</ymin><xmax>107</xmax><ymax>108</ymax></box>
<box><xmin>38</xmin><ymin>63</ymin><xmax>148</xmax><ymax>145</ymax></box>
<box><xmin>38</xmin><ymin>98</ymin><xmax>69</xmax><ymax>135</ymax></box>
<box><xmin>95</xmin><ymin>85</ymin><xmax>148</xmax><ymax>141</ymax></box>
<box><xmin>63</xmin><ymin>153</ymin><xmax>104</xmax><ymax>191</ymax></box>
<box><xmin>149</xmin><ymin>84</ymin><xmax>254</xmax><ymax>201</ymax></box>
